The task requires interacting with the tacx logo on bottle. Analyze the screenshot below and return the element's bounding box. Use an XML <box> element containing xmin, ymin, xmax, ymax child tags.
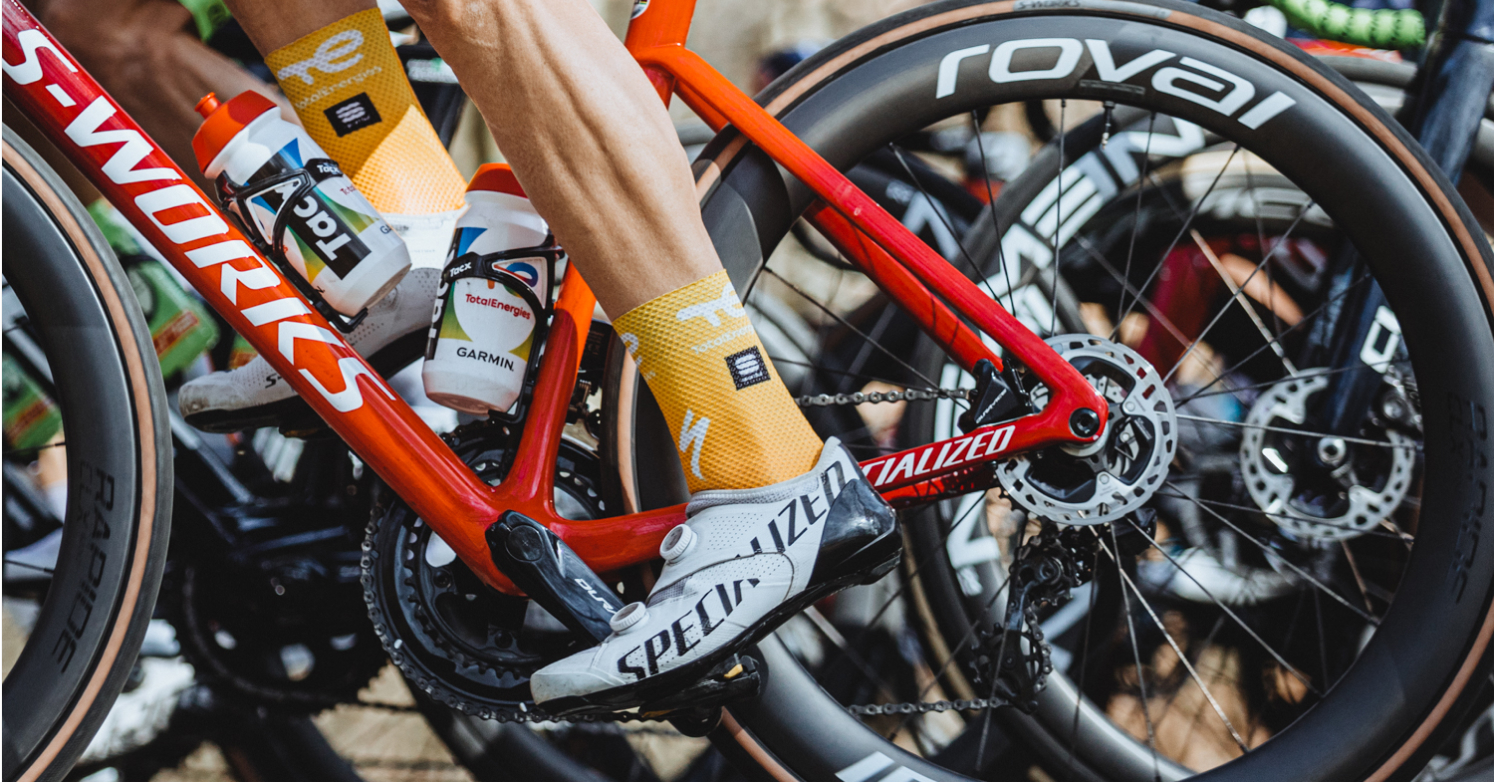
<box><xmin>248</xmin><ymin>177</ymin><xmax>373</xmax><ymax>280</ymax></box>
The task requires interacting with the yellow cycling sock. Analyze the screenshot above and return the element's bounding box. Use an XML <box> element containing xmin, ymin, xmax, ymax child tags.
<box><xmin>265</xmin><ymin>9</ymin><xmax>464</xmax><ymax>215</ymax></box>
<box><xmin>614</xmin><ymin>271</ymin><xmax>823</xmax><ymax>493</ymax></box>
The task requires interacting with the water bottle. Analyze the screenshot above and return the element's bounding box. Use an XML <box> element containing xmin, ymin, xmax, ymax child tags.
<box><xmin>192</xmin><ymin>91</ymin><xmax>410</xmax><ymax>316</ymax></box>
<box><xmin>423</xmin><ymin>164</ymin><xmax>558</xmax><ymax>415</ymax></box>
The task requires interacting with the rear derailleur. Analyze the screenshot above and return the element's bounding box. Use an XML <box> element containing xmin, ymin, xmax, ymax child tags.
<box><xmin>971</xmin><ymin>520</ymin><xmax>1106</xmax><ymax>713</ymax></box>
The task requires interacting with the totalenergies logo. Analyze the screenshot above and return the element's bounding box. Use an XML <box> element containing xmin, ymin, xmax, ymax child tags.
<box><xmin>492</xmin><ymin>259</ymin><xmax>540</xmax><ymax>288</ymax></box>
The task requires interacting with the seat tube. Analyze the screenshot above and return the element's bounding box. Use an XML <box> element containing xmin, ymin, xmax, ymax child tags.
<box><xmin>624</xmin><ymin>0</ymin><xmax>698</xmax><ymax>103</ymax></box>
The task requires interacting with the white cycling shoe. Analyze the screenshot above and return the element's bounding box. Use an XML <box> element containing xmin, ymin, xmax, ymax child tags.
<box><xmin>178</xmin><ymin>266</ymin><xmax>437</xmax><ymax>432</ymax></box>
<box><xmin>530</xmin><ymin>438</ymin><xmax>900</xmax><ymax>715</ymax></box>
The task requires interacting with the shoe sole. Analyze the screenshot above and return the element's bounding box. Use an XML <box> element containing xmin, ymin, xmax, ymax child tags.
<box><xmin>183</xmin><ymin>332</ymin><xmax>427</xmax><ymax>434</ymax></box>
<box><xmin>540</xmin><ymin>519</ymin><xmax>903</xmax><ymax>717</ymax></box>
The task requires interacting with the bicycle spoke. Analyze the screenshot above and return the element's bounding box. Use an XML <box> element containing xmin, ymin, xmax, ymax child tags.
<box><xmin>1187</xmin><ymin>229</ymin><xmax>1298</xmax><ymax>378</ymax></box>
<box><xmin>1115</xmin><ymin>112</ymin><xmax>1160</xmax><ymax>323</ymax></box>
<box><xmin>3</xmin><ymin>440</ymin><xmax>66</xmax><ymax>459</ymax></box>
<box><xmin>802</xmin><ymin>605</ymin><xmax>904</xmax><ymax>706</ymax></box>
<box><xmin>1173</xmin><ymin>414</ymin><xmax>1419</xmax><ymax>451</ymax></box>
<box><xmin>1177</xmin><ymin>272</ymin><xmax>1374</xmax><ymax>406</ymax></box>
<box><xmin>1098</xmin><ymin>531</ymin><xmax>1252</xmax><ymax>754</ymax></box>
<box><xmin>1175</xmin><ymin>360</ymin><xmax>1410</xmax><ymax>405</ymax></box>
<box><xmin>1122</xmin><ymin>515</ymin><xmax>1321</xmax><ymax>698</ymax></box>
<box><xmin>1162</xmin><ymin>481</ymin><xmax>1379</xmax><ymax>624</ymax></box>
<box><xmin>887</xmin><ymin>568</ymin><xmax>1013</xmax><ymax>742</ymax></box>
<box><xmin>1109</xmin><ymin>525</ymin><xmax>1165</xmax><ymax>777</ymax></box>
<box><xmin>1150</xmin><ymin>613</ymin><xmax>1227</xmax><ymax>731</ymax></box>
<box><xmin>3</xmin><ymin>559</ymin><xmax>55</xmax><ymax>575</ymax></box>
<box><xmin>1072</xmin><ymin>233</ymin><xmax>1243</xmax><ymax>397</ymax></box>
<box><xmin>766</xmin><ymin>354</ymin><xmax>924</xmax><ymax>393</ymax></box>
<box><xmin>1047</xmin><ymin>101</ymin><xmax>1068</xmax><ymax>336</ymax></box>
<box><xmin>1066</xmin><ymin>568</ymin><xmax>1100</xmax><ymax>776</ymax></box>
<box><xmin>762</xmin><ymin>267</ymin><xmax>945</xmax><ymax>391</ymax></box>
<box><xmin>833</xmin><ymin>495</ymin><xmax>984</xmax><ymax>680</ymax></box>
<box><xmin>1160</xmin><ymin>204</ymin><xmax>1315</xmax><ymax>387</ymax></box>
<box><xmin>1340</xmin><ymin>541</ymin><xmax>1377</xmax><ymax>615</ymax></box>
<box><xmin>886</xmin><ymin>143</ymin><xmax>1005</xmax><ymax>311</ymax></box>
<box><xmin>1115</xmin><ymin>145</ymin><xmax>1242</xmax><ymax>330</ymax></box>
<box><xmin>969</xmin><ymin>110</ymin><xmax>1019</xmax><ymax>315</ymax></box>
<box><xmin>1151</xmin><ymin>491</ymin><xmax>1409</xmax><ymax>543</ymax></box>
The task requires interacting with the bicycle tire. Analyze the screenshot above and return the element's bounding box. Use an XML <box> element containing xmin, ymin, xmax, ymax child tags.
<box><xmin>896</xmin><ymin>50</ymin><xmax>1494</xmax><ymax>782</ymax></box>
<box><xmin>606</xmin><ymin>1</ymin><xmax>1494</xmax><ymax>779</ymax></box>
<box><xmin>2</xmin><ymin>127</ymin><xmax>172</xmax><ymax>782</ymax></box>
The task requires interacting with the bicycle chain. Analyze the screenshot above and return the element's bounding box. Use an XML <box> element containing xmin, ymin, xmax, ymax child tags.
<box><xmin>369</xmin><ymin>391</ymin><xmax>1021</xmax><ymax>725</ymax></box>
<box><xmin>805</xmin><ymin>386</ymin><xmax>1048</xmax><ymax>719</ymax></box>
<box><xmin>795</xmin><ymin>387</ymin><xmax>973</xmax><ymax>408</ymax></box>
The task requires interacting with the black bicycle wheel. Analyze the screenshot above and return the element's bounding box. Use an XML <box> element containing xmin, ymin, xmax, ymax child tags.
<box><xmin>900</xmin><ymin>52</ymin><xmax>1494</xmax><ymax>782</ymax></box>
<box><xmin>607</xmin><ymin>1</ymin><xmax>1494</xmax><ymax>780</ymax></box>
<box><xmin>2</xmin><ymin>127</ymin><xmax>172</xmax><ymax>782</ymax></box>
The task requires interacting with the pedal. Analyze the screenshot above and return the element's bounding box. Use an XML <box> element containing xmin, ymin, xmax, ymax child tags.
<box><xmin>958</xmin><ymin>358</ymin><xmax>1032</xmax><ymax>434</ymax></box>
<box><xmin>569</xmin><ymin>654</ymin><xmax>764</xmax><ymax>736</ymax></box>
<box><xmin>485</xmin><ymin>511</ymin><xmax>619</xmax><ymax>643</ymax></box>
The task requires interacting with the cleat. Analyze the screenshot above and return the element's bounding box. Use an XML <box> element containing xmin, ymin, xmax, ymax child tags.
<box><xmin>530</xmin><ymin>438</ymin><xmax>900</xmax><ymax>716</ymax></box>
<box><xmin>179</xmin><ymin>267</ymin><xmax>437</xmax><ymax>433</ymax></box>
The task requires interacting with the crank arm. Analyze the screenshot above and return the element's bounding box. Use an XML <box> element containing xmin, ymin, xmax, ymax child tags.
<box><xmin>486</xmin><ymin>511</ymin><xmax>621</xmax><ymax>642</ymax></box>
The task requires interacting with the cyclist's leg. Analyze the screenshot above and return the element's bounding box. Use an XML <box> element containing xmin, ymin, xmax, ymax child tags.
<box><xmin>395</xmin><ymin>0</ymin><xmax>898</xmax><ymax>714</ymax></box>
<box><xmin>404</xmin><ymin>0</ymin><xmax>827</xmax><ymax>488</ymax></box>
<box><xmin>38</xmin><ymin>0</ymin><xmax>284</xmax><ymax>192</ymax></box>
<box><xmin>223</xmin><ymin>0</ymin><xmax>466</xmax><ymax>218</ymax></box>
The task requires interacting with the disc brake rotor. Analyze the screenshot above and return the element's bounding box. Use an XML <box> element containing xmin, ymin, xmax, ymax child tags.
<box><xmin>997</xmin><ymin>335</ymin><xmax>1177</xmax><ymax>524</ymax></box>
<box><xmin>1240</xmin><ymin>373</ymin><xmax>1414</xmax><ymax>542</ymax></box>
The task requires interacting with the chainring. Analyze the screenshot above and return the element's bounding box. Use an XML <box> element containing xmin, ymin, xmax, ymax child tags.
<box><xmin>997</xmin><ymin>335</ymin><xmax>1177</xmax><ymax>524</ymax></box>
<box><xmin>170</xmin><ymin>504</ymin><xmax>386</xmax><ymax>711</ymax></box>
<box><xmin>361</xmin><ymin>420</ymin><xmax>637</xmax><ymax>721</ymax></box>
<box><xmin>1239</xmin><ymin>373</ymin><xmax>1415</xmax><ymax>542</ymax></box>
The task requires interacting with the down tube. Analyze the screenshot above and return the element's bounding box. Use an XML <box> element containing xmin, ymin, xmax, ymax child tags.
<box><xmin>0</xmin><ymin>4</ymin><xmax>507</xmax><ymax>586</ymax></box>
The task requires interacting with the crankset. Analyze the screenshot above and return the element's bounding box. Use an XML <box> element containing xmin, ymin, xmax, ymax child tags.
<box><xmin>166</xmin><ymin>439</ymin><xmax>385</xmax><ymax>710</ymax></box>
<box><xmin>361</xmin><ymin>420</ymin><xmax>759</xmax><ymax>724</ymax></box>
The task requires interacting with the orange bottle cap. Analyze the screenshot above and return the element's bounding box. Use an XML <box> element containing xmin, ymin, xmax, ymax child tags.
<box><xmin>191</xmin><ymin>90</ymin><xmax>278</xmax><ymax>174</ymax></box>
<box><xmin>467</xmin><ymin>163</ymin><xmax>527</xmax><ymax>198</ymax></box>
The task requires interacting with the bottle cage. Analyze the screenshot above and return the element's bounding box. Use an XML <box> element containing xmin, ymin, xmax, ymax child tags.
<box><xmin>216</xmin><ymin>158</ymin><xmax>370</xmax><ymax>333</ymax></box>
<box><xmin>439</xmin><ymin>240</ymin><xmax>564</xmax><ymax>425</ymax></box>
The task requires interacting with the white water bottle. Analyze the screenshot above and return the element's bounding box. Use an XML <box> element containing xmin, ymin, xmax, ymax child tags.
<box><xmin>192</xmin><ymin>91</ymin><xmax>411</xmax><ymax>316</ymax></box>
<box><xmin>423</xmin><ymin>164</ymin><xmax>555</xmax><ymax>415</ymax></box>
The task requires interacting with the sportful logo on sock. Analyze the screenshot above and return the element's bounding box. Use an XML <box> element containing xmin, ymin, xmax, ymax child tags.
<box><xmin>326</xmin><ymin>93</ymin><xmax>381</xmax><ymax>136</ymax></box>
<box><xmin>726</xmin><ymin>346</ymin><xmax>770</xmax><ymax>390</ymax></box>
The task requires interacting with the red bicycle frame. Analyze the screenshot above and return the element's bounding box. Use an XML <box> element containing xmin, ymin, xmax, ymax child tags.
<box><xmin>2</xmin><ymin>0</ymin><xmax>1105</xmax><ymax>595</ymax></box>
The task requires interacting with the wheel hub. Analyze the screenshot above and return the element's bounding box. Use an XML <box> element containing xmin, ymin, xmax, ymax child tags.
<box><xmin>997</xmin><ymin>335</ymin><xmax>1177</xmax><ymax>524</ymax></box>
<box><xmin>1240</xmin><ymin>374</ymin><xmax>1414</xmax><ymax>542</ymax></box>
